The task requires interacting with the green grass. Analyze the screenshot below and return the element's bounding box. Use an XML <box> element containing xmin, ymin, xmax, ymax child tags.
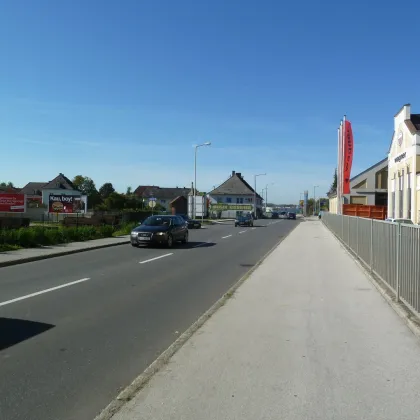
<box><xmin>0</xmin><ymin>244</ymin><xmax>21</xmax><ymax>252</ymax></box>
<box><xmin>113</xmin><ymin>222</ymin><xmax>137</xmax><ymax>237</ymax></box>
<box><xmin>0</xmin><ymin>225</ymin><xmax>115</xmax><ymax>249</ymax></box>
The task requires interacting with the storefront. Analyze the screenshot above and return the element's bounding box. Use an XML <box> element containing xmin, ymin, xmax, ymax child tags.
<box><xmin>388</xmin><ymin>104</ymin><xmax>420</xmax><ymax>222</ymax></box>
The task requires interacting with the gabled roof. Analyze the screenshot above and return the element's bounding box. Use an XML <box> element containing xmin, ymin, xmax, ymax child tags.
<box><xmin>42</xmin><ymin>173</ymin><xmax>76</xmax><ymax>190</ymax></box>
<box><xmin>133</xmin><ymin>185</ymin><xmax>155</xmax><ymax>197</ymax></box>
<box><xmin>20</xmin><ymin>182</ymin><xmax>47</xmax><ymax>196</ymax></box>
<box><xmin>170</xmin><ymin>195</ymin><xmax>187</xmax><ymax>204</ymax></box>
<box><xmin>208</xmin><ymin>171</ymin><xmax>263</xmax><ymax>199</ymax></box>
<box><xmin>140</xmin><ymin>186</ymin><xmax>191</xmax><ymax>200</ymax></box>
<box><xmin>350</xmin><ymin>158</ymin><xmax>388</xmax><ymax>183</ymax></box>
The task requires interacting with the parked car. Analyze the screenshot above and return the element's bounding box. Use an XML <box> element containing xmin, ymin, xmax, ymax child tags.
<box><xmin>130</xmin><ymin>215</ymin><xmax>188</xmax><ymax>248</ymax></box>
<box><xmin>178</xmin><ymin>214</ymin><xmax>202</xmax><ymax>229</ymax></box>
<box><xmin>385</xmin><ymin>218</ymin><xmax>414</xmax><ymax>225</ymax></box>
<box><xmin>280</xmin><ymin>211</ymin><xmax>287</xmax><ymax>219</ymax></box>
<box><xmin>235</xmin><ymin>213</ymin><xmax>254</xmax><ymax>227</ymax></box>
<box><xmin>287</xmin><ymin>212</ymin><xmax>296</xmax><ymax>220</ymax></box>
<box><xmin>271</xmin><ymin>212</ymin><xmax>279</xmax><ymax>219</ymax></box>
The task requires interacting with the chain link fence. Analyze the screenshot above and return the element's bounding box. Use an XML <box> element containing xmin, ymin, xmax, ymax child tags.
<box><xmin>322</xmin><ymin>212</ymin><xmax>420</xmax><ymax>318</ymax></box>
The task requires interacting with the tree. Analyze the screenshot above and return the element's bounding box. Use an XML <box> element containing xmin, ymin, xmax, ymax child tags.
<box><xmin>103</xmin><ymin>192</ymin><xmax>127</xmax><ymax>210</ymax></box>
<box><xmin>0</xmin><ymin>181</ymin><xmax>14</xmax><ymax>188</ymax></box>
<box><xmin>72</xmin><ymin>175</ymin><xmax>102</xmax><ymax>209</ymax></box>
<box><xmin>330</xmin><ymin>168</ymin><xmax>337</xmax><ymax>192</ymax></box>
<box><xmin>126</xmin><ymin>186</ymin><xmax>132</xmax><ymax>195</ymax></box>
<box><xmin>99</xmin><ymin>182</ymin><xmax>115</xmax><ymax>199</ymax></box>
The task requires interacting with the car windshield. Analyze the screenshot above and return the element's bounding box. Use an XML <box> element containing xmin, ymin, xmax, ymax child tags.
<box><xmin>143</xmin><ymin>216</ymin><xmax>172</xmax><ymax>226</ymax></box>
<box><xmin>396</xmin><ymin>219</ymin><xmax>413</xmax><ymax>224</ymax></box>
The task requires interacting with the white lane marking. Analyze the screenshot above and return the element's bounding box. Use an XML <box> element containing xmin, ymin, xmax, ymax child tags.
<box><xmin>251</xmin><ymin>227</ymin><xmax>256</xmax><ymax>230</ymax></box>
<box><xmin>222</xmin><ymin>234</ymin><xmax>232</xmax><ymax>239</ymax></box>
<box><xmin>239</xmin><ymin>230</ymin><xmax>247</xmax><ymax>234</ymax></box>
<box><xmin>0</xmin><ymin>278</ymin><xmax>91</xmax><ymax>308</ymax></box>
<box><xmin>140</xmin><ymin>253</ymin><xmax>173</xmax><ymax>264</ymax></box>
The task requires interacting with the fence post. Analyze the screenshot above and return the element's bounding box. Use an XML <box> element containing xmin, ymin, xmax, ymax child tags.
<box><xmin>356</xmin><ymin>217</ymin><xmax>359</xmax><ymax>256</ymax></box>
<box><xmin>348</xmin><ymin>216</ymin><xmax>350</xmax><ymax>246</ymax></box>
<box><xmin>369</xmin><ymin>218</ymin><xmax>373</xmax><ymax>272</ymax></box>
<box><xmin>341</xmin><ymin>215</ymin><xmax>344</xmax><ymax>239</ymax></box>
<box><xmin>396</xmin><ymin>223</ymin><xmax>401</xmax><ymax>302</ymax></box>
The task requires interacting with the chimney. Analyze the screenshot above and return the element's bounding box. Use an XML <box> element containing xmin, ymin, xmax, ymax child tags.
<box><xmin>232</xmin><ymin>170</ymin><xmax>236</xmax><ymax>177</ymax></box>
<box><xmin>236</xmin><ymin>172</ymin><xmax>242</xmax><ymax>178</ymax></box>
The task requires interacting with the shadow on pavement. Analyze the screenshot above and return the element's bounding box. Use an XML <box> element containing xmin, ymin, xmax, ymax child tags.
<box><xmin>180</xmin><ymin>241</ymin><xmax>216</xmax><ymax>249</ymax></box>
<box><xmin>0</xmin><ymin>318</ymin><xmax>55</xmax><ymax>351</ymax></box>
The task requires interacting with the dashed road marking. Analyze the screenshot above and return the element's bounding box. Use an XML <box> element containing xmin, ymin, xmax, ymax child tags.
<box><xmin>140</xmin><ymin>253</ymin><xmax>173</xmax><ymax>264</ymax></box>
<box><xmin>222</xmin><ymin>235</ymin><xmax>232</xmax><ymax>239</ymax></box>
<box><xmin>0</xmin><ymin>278</ymin><xmax>91</xmax><ymax>308</ymax></box>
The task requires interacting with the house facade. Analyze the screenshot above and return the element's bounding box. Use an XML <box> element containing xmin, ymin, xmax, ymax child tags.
<box><xmin>387</xmin><ymin>104</ymin><xmax>420</xmax><ymax>222</ymax></box>
<box><xmin>328</xmin><ymin>159</ymin><xmax>388</xmax><ymax>214</ymax></box>
<box><xmin>208</xmin><ymin>171</ymin><xmax>264</xmax><ymax>218</ymax></box>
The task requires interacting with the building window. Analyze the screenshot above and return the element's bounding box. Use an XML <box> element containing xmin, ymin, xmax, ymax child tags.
<box><xmin>407</xmin><ymin>170</ymin><xmax>411</xmax><ymax>220</ymax></box>
<box><xmin>399</xmin><ymin>171</ymin><xmax>404</xmax><ymax>218</ymax></box>
<box><xmin>236</xmin><ymin>197</ymin><xmax>243</xmax><ymax>204</ymax></box>
<box><xmin>226</xmin><ymin>197</ymin><xmax>232</xmax><ymax>203</ymax></box>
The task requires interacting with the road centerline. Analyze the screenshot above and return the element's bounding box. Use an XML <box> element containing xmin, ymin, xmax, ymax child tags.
<box><xmin>0</xmin><ymin>278</ymin><xmax>91</xmax><ymax>308</ymax></box>
<box><xmin>222</xmin><ymin>235</ymin><xmax>232</xmax><ymax>239</ymax></box>
<box><xmin>239</xmin><ymin>230</ymin><xmax>247</xmax><ymax>234</ymax></box>
<box><xmin>139</xmin><ymin>253</ymin><xmax>173</xmax><ymax>264</ymax></box>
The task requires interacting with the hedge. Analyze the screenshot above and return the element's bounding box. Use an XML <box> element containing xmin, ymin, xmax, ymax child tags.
<box><xmin>0</xmin><ymin>225</ymin><xmax>114</xmax><ymax>249</ymax></box>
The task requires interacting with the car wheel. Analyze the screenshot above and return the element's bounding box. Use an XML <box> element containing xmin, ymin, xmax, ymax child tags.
<box><xmin>182</xmin><ymin>231</ymin><xmax>188</xmax><ymax>244</ymax></box>
<box><xmin>167</xmin><ymin>234</ymin><xmax>174</xmax><ymax>248</ymax></box>
<box><xmin>131</xmin><ymin>243</ymin><xmax>139</xmax><ymax>248</ymax></box>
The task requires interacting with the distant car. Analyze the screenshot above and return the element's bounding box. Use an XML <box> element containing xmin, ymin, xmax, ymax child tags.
<box><xmin>235</xmin><ymin>213</ymin><xmax>254</xmax><ymax>227</ymax></box>
<box><xmin>385</xmin><ymin>218</ymin><xmax>414</xmax><ymax>225</ymax></box>
<box><xmin>271</xmin><ymin>212</ymin><xmax>279</xmax><ymax>219</ymax></box>
<box><xmin>287</xmin><ymin>212</ymin><xmax>296</xmax><ymax>220</ymax></box>
<box><xmin>130</xmin><ymin>215</ymin><xmax>188</xmax><ymax>248</ymax></box>
<box><xmin>280</xmin><ymin>211</ymin><xmax>287</xmax><ymax>219</ymax></box>
<box><xmin>178</xmin><ymin>214</ymin><xmax>202</xmax><ymax>229</ymax></box>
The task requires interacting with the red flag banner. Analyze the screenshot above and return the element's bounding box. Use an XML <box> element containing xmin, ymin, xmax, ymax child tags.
<box><xmin>342</xmin><ymin>120</ymin><xmax>353</xmax><ymax>194</ymax></box>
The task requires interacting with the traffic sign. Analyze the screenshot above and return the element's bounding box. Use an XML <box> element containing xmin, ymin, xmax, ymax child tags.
<box><xmin>148</xmin><ymin>200</ymin><xmax>156</xmax><ymax>208</ymax></box>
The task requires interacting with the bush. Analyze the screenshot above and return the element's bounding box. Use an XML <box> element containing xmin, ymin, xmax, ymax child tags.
<box><xmin>0</xmin><ymin>224</ymin><xmax>116</xmax><ymax>249</ymax></box>
<box><xmin>113</xmin><ymin>222</ymin><xmax>137</xmax><ymax>236</ymax></box>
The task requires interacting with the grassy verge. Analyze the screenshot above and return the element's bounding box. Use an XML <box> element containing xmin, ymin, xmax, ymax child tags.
<box><xmin>0</xmin><ymin>225</ymin><xmax>115</xmax><ymax>249</ymax></box>
<box><xmin>113</xmin><ymin>222</ymin><xmax>137</xmax><ymax>237</ymax></box>
<box><xmin>0</xmin><ymin>244</ymin><xmax>21</xmax><ymax>252</ymax></box>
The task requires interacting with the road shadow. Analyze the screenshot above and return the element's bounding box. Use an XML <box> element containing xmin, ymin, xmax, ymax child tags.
<box><xmin>251</xmin><ymin>225</ymin><xmax>267</xmax><ymax>228</ymax></box>
<box><xmin>180</xmin><ymin>241</ymin><xmax>216</xmax><ymax>249</ymax></box>
<box><xmin>0</xmin><ymin>318</ymin><xmax>55</xmax><ymax>351</ymax></box>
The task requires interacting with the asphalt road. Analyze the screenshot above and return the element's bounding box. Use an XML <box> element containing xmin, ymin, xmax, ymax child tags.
<box><xmin>0</xmin><ymin>218</ymin><xmax>299</xmax><ymax>420</ymax></box>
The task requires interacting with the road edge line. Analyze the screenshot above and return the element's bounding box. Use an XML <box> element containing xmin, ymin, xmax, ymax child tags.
<box><xmin>0</xmin><ymin>240</ymin><xmax>130</xmax><ymax>268</ymax></box>
<box><xmin>321</xmin><ymin>221</ymin><xmax>420</xmax><ymax>340</ymax></box>
<box><xmin>93</xmin><ymin>221</ymin><xmax>301</xmax><ymax>420</ymax></box>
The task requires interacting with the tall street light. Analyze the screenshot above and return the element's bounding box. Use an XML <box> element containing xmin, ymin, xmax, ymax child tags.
<box><xmin>194</xmin><ymin>142</ymin><xmax>211</xmax><ymax>219</ymax></box>
<box><xmin>313</xmin><ymin>185</ymin><xmax>319</xmax><ymax>216</ymax></box>
<box><xmin>254</xmin><ymin>173</ymin><xmax>266</xmax><ymax>219</ymax></box>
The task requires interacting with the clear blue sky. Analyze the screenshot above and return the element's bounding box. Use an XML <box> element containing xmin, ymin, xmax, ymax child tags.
<box><xmin>1</xmin><ymin>0</ymin><xmax>419</xmax><ymax>203</ymax></box>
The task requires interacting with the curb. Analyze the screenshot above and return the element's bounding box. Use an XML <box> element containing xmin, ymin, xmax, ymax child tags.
<box><xmin>0</xmin><ymin>239</ymin><xmax>130</xmax><ymax>268</ymax></box>
<box><xmin>93</xmin><ymin>221</ymin><xmax>300</xmax><ymax>420</ymax></box>
<box><xmin>321</xmin><ymin>222</ymin><xmax>420</xmax><ymax>340</ymax></box>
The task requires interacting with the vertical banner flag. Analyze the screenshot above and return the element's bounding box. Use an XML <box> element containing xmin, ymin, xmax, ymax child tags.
<box><xmin>342</xmin><ymin>120</ymin><xmax>354</xmax><ymax>194</ymax></box>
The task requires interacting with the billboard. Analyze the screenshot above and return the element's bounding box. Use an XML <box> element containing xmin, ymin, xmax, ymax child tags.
<box><xmin>48</xmin><ymin>194</ymin><xmax>87</xmax><ymax>214</ymax></box>
<box><xmin>209</xmin><ymin>203</ymin><xmax>253</xmax><ymax>211</ymax></box>
<box><xmin>0</xmin><ymin>193</ymin><xmax>26</xmax><ymax>213</ymax></box>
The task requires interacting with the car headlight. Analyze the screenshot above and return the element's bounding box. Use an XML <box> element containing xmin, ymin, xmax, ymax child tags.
<box><xmin>131</xmin><ymin>232</ymin><xmax>138</xmax><ymax>237</ymax></box>
<box><xmin>155</xmin><ymin>232</ymin><xmax>166</xmax><ymax>236</ymax></box>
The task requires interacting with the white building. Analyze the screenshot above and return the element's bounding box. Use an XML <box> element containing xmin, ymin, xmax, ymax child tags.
<box><xmin>387</xmin><ymin>104</ymin><xmax>420</xmax><ymax>222</ymax></box>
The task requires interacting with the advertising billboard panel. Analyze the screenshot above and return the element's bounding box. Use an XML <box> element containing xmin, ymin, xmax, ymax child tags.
<box><xmin>0</xmin><ymin>193</ymin><xmax>26</xmax><ymax>213</ymax></box>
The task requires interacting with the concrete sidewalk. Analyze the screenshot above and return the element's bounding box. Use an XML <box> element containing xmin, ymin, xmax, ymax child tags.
<box><xmin>108</xmin><ymin>220</ymin><xmax>420</xmax><ymax>420</ymax></box>
<box><xmin>0</xmin><ymin>235</ymin><xmax>129</xmax><ymax>267</ymax></box>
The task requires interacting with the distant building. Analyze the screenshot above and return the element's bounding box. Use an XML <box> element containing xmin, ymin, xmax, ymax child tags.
<box><xmin>208</xmin><ymin>171</ymin><xmax>264</xmax><ymax>218</ymax></box>
<box><xmin>134</xmin><ymin>185</ymin><xmax>191</xmax><ymax>214</ymax></box>
<box><xmin>328</xmin><ymin>159</ymin><xmax>388</xmax><ymax>213</ymax></box>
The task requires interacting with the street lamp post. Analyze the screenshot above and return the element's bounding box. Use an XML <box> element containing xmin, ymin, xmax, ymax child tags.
<box><xmin>254</xmin><ymin>173</ymin><xmax>266</xmax><ymax>219</ymax></box>
<box><xmin>313</xmin><ymin>185</ymin><xmax>319</xmax><ymax>216</ymax></box>
<box><xmin>194</xmin><ymin>142</ymin><xmax>211</xmax><ymax>219</ymax></box>
<box><xmin>265</xmin><ymin>183</ymin><xmax>274</xmax><ymax>210</ymax></box>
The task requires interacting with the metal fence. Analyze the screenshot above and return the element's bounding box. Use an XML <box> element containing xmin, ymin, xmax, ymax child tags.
<box><xmin>322</xmin><ymin>212</ymin><xmax>420</xmax><ymax>318</ymax></box>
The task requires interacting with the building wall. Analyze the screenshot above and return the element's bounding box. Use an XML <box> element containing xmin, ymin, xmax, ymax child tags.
<box><xmin>208</xmin><ymin>194</ymin><xmax>260</xmax><ymax>218</ymax></box>
<box><xmin>388</xmin><ymin>106</ymin><xmax>420</xmax><ymax>222</ymax></box>
<box><xmin>329</xmin><ymin>197</ymin><xmax>338</xmax><ymax>214</ymax></box>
